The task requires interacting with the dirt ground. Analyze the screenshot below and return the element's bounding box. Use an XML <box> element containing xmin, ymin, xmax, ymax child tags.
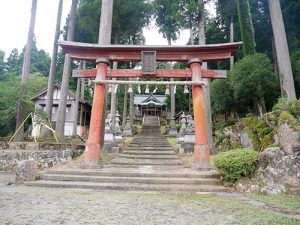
<box><xmin>1</xmin><ymin>172</ymin><xmax>300</xmax><ymax>225</ymax></box>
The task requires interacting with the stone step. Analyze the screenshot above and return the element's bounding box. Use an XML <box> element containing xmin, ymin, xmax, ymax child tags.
<box><xmin>129</xmin><ymin>144</ymin><xmax>171</xmax><ymax>147</ymax></box>
<box><xmin>39</xmin><ymin>174</ymin><xmax>222</xmax><ymax>186</ymax></box>
<box><xmin>41</xmin><ymin>169</ymin><xmax>221</xmax><ymax>179</ymax></box>
<box><xmin>130</xmin><ymin>143</ymin><xmax>168</xmax><ymax>145</ymax></box>
<box><xmin>122</xmin><ymin>150</ymin><xmax>176</xmax><ymax>155</ymax></box>
<box><xmin>133</xmin><ymin>136</ymin><xmax>165</xmax><ymax>139</ymax></box>
<box><xmin>134</xmin><ymin>136</ymin><xmax>164</xmax><ymax>138</ymax></box>
<box><xmin>25</xmin><ymin>180</ymin><xmax>232</xmax><ymax>193</ymax></box>
<box><xmin>125</xmin><ymin>147</ymin><xmax>174</xmax><ymax>151</ymax></box>
<box><xmin>130</xmin><ymin>141</ymin><xmax>169</xmax><ymax>144</ymax></box>
<box><xmin>110</xmin><ymin>158</ymin><xmax>182</xmax><ymax>166</ymax></box>
<box><xmin>131</xmin><ymin>141</ymin><xmax>168</xmax><ymax>144</ymax></box>
<box><xmin>126</xmin><ymin>146</ymin><xmax>174</xmax><ymax>149</ymax></box>
<box><xmin>135</xmin><ymin>136</ymin><xmax>163</xmax><ymax>138</ymax></box>
<box><xmin>136</xmin><ymin>135</ymin><xmax>162</xmax><ymax>137</ymax></box>
<box><xmin>118</xmin><ymin>154</ymin><xmax>178</xmax><ymax>160</ymax></box>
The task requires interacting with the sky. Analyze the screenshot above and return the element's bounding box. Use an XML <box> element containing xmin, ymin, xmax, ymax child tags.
<box><xmin>0</xmin><ymin>0</ymin><xmax>215</xmax><ymax>58</ymax></box>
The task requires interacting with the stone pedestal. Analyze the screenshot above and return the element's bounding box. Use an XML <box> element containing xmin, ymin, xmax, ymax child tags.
<box><xmin>177</xmin><ymin>113</ymin><xmax>187</xmax><ymax>144</ymax></box>
<box><xmin>104</xmin><ymin>114</ymin><xmax>117</xmax><ymax>150</ymax></box>
<box><xmin>15</xmin><ymin>159</ymin><xmax>37</xmax><ymax>184</ymax></box>
<box><xmin>115</xmin><ymin>112</ymin><xmax>124</xmax><ymax>144</ymax></box>
<box><xmin>180</xmin><ymin>115</ymin><xmax>195</xmax><ymax>153</ymax></box>
<box><xmin>123</xmin><ymin>117</ymin><xmax>133</xmax><ymax>137</ymax></box>
<box><xmin>168</xmin><ymin>118</ymin><xmax>178</xmax><ymax>137</ymax></box>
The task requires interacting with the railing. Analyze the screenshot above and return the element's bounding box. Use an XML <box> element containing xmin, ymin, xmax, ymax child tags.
<box><xmin>142</xmin><ymin>114</ymin><xmax>145</xmax><ymax>125</ymax></box>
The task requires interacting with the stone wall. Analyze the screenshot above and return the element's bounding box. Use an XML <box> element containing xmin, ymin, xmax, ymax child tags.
<box><xmin>0</xmin><ymin>142</ymin><xmax>85</xmax><ymax>171</ymax></box>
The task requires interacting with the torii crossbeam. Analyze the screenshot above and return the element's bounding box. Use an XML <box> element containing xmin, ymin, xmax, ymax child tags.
<box><xmin>59</xmin><ymin>41</ymin><xmax>241</xmax><ymax>169</ymax></box>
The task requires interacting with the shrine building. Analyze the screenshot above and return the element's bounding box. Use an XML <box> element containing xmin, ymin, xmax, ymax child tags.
<box><xmin>134</xmin><ymin>94</ymin><xmax>167</xmax><ymax>117</ymax></box>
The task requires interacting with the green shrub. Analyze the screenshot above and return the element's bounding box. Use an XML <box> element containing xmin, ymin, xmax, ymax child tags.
<box><xmin>214</xmin><ymin>148</ymin><xmax>259</xmax><ymax>183</ymax></box>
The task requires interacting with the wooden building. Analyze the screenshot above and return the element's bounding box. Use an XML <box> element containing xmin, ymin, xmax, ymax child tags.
<box><xmin>30</xmin><ymin>81</ymin><xmax>91</xmax><ymax>136</ymax></box>
<box><xmin>134</xmin><ymin>94</ymin><xmax>167</xmax><ymax>117</ymax></box>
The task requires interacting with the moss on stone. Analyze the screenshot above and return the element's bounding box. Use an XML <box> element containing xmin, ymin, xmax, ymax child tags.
<box><xmin>213</xmin><ymin>99</ymin><xmax>300</xmax><ymax>152</ymax></box>
<box><xmin>279</xmin><ymin>111</ymin><xmax>295</xmax><ymax>125</ymax></box>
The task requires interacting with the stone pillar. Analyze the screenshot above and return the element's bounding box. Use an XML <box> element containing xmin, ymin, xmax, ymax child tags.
<box><xmin>189</xmin><ymin>58</ymin><xmax>211</xmax><ymax>169</ymax></box>
<box><xmin>84</xmin><ymin>58</ymin><xmax>109</xmax><ymax>167</ymax></box>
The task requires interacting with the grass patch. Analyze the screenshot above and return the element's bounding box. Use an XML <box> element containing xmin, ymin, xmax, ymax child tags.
<box><xmin>178</xmin><ymin>153</ymin><xmax>195</xmax><ymax>168</ymax></box>
<box><xmin>133</xmin><ymin>125</ymin><xmax>143</xmax><ymax>134</ymax></box>
<box><xmin>166</xmin><ymin>137</ymin><xmax>179</xmax><ymax>150</ymax></box>
<box><xmin>99</xmin><ymin>148</ymin><xmax>119</xmax><ymax>165</ymax></box>
<box><xmin>160</xmin><ymin>125</ymin><xmax>167</xmax><ymax>134</ymax></box>
<box><xmin>124</xmin><ymin>137</ymin><xmax>134</xmax><ymax>148</ymax></box>
<box><xmin>248</xmin><ymin>194</ymin><xmax>300</xmax><ymax>214</ymax></box>
<box><xmin>178</xmin><ymin>153</ymin><xmax>215</xmax><ymax>169</ymax></box>
<box><xmin>118</xmin><ymin>192</ymin><xmax>300</xmax><ymax>225</ymax></box>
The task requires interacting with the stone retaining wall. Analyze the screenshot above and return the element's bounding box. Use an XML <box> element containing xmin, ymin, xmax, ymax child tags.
<box><xmin>0</xmin><ymin>142</ymin><xmax>85</xmax><ymax>171</ymax></box>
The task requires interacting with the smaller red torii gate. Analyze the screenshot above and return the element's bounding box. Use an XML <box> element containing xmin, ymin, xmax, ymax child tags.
<box><xmin>59</xmin><ymin>41</ymin><xmax>241</xmax><ymax>169</ymax></box>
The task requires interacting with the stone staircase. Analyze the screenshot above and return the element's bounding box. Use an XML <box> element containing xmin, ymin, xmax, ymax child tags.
<box><xmin>26</xmin><ymin>116</ymin><xmax>232</xmax><ymax>193</ymax></box>
<box><xmin>110</xmin><ymin>116</ymin><xmax>182</xmax><ymax>166</ymax></box>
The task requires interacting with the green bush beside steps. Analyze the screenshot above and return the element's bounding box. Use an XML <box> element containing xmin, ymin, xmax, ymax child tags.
<box><xmin>214</xmin><ymin>148</ymin><xmax>259</xmax><ymax>184</ymax></box>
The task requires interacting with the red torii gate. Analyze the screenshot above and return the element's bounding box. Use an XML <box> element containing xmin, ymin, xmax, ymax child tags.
<box><xmin>59</xmin><ymin>41</ymin><xmax>241</xmax><ymax>169</ymax></box>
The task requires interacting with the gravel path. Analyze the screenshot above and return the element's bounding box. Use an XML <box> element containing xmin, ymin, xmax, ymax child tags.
<box><xmin>0</xmin><ymin>173</ymin><xmax>299</xmax><ymax>225</ymax></box>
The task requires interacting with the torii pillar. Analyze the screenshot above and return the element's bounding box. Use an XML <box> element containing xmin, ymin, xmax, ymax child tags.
<box><xmin>84</xmin><ymin>58</ymin><xmax>109</xmax><ymax>167</ymax></box>
<box><xmin>189</xmin><ymin>58</ymin><xmax>211</xmax><ymax>169</ymax></box>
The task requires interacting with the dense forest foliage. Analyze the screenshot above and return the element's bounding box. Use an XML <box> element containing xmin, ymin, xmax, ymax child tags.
<box><xmin>0</xmin><ymin>0</ymin><xmax>300</xmax><ymax>136</ymax></box>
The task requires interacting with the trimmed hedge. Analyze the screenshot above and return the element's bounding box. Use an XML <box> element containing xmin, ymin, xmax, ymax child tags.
<box><xmin>214</xmin><ymin>148</ymin><xmax>259</xmax><ymax>183</ymax></box>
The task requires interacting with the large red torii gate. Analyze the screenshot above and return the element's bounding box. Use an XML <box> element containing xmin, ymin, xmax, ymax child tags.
<box><xmin>59</xmin><ymin>41</ymin><xmax>241</xmax><ymax>169</ymax></box>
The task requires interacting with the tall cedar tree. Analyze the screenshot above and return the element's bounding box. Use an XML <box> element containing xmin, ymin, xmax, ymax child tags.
<box><xmin>14</xmin><ymin>0</ymin><xmax>37</xmax><ymax>141</ymax></box>
<box><xmin>55</xmin><ymin>0</ymin><xmax>78</xmax><ymax>139</ymax></box>
<box><xmin>236</xmin><ymin>0</ymin><xmax>256</xmax><ymax>56</ymax></box>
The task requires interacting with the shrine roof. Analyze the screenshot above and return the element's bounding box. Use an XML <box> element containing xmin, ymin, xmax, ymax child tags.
<box><xmin>30</xmin><ymin>80</ymin><xmax>89</xmax><ymax>105</ymax></box>
<box><xmin>59</xmin><ymin>41</ymin><xmax>242</xmax><ymax>62</ymax></box>
<box><xmin>134</xmin><ymin>94</ymin><xmax>166</xmax><ymax>106</ymax></box>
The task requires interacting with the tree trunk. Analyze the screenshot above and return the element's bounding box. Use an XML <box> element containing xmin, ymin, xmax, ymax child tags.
<box><xmin>45</xmin><ymin>0</ymin><xmax>64</xmax><ymax>120</ymax></box>
<box><xmin>271</xmin><ymin>35</ymin><xmax>282</xmax><ymax>96</ymax></box>
<box><xmin>98</xmin><ymin>0</ymin><xmax>114</xmax><ymax>147</ymax></box>
<box><xmin>198</xmin><ymin>0</ymin><xmax>215</xmax><ymax>154</ymax></box>
<box><xmin>236</xmin><ymin>0</ymin><xmax>256</xmax><ymax>56</ymax></box>
<box><xmin>98</xmin><ymin>0</ymin><xmax>114</xmax><ymax>45</ymax></box>
<box><xmin>190</xmin><ymin>26</ymin><xmax>194</xmax><ymax>45</ymax></box>
<box><xmin>110</xmin><ymin>29</ymin><xmax>120</xmax><ymax>133</ymax></box>
<box><xmin>129</xmin><ymin>80</ymin><xmax>134</xmax><ymax>126</ymax></box>
<box><xmin>268</xmin><ymin>0</ymin><xmax>296</xmax><ymax>99</ymax></box>
<box><xmin>167</xmin><ymin>37</ymin><xmax>176</xmax><ymax>119</ymax></box>
<box><xmin>79</xmin><ymin>62</ymin><xmax>86</xmax><ymax>127</ymax></box>
<box><xmin>189</xmin><ymin>26</ymin><xmax>194</xmax><ymax>113</ymax></box>
<box><xmin>55</xmin><ymin>0</ymin><xmax>78</xmax><ymax>139</ymax></box>
<box><xmin>230</xmin><ymin>15</ymin><xmax>234</xmax><ymax>70</ymax></box>
<box><xmin>256</xmin><ymin>97</ymin><xmax>266</xmax><ymax>117</ymax></box>
<box><xmin>14</xmin><ymin>0</ymin><xmax>37</xmax><ymax>141</ymax></box>
<box><xmin>122</xmin><ymin>85</ymin><xmax>128</xmax><ymax>127</ymax></box>
<box><xmin>170</xmin><ymin>78</ymin><xmax>175</xmax><ymax>118</ymax></box>
<box><xmin>72</xmin><ymin>75</ymin><xmax>81</xmax><ymax>137</ymax></box>
<box><xmin>110</xmin><ymin>62</ymin><xmax>118</xmax><ymax>133</ymax></box>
